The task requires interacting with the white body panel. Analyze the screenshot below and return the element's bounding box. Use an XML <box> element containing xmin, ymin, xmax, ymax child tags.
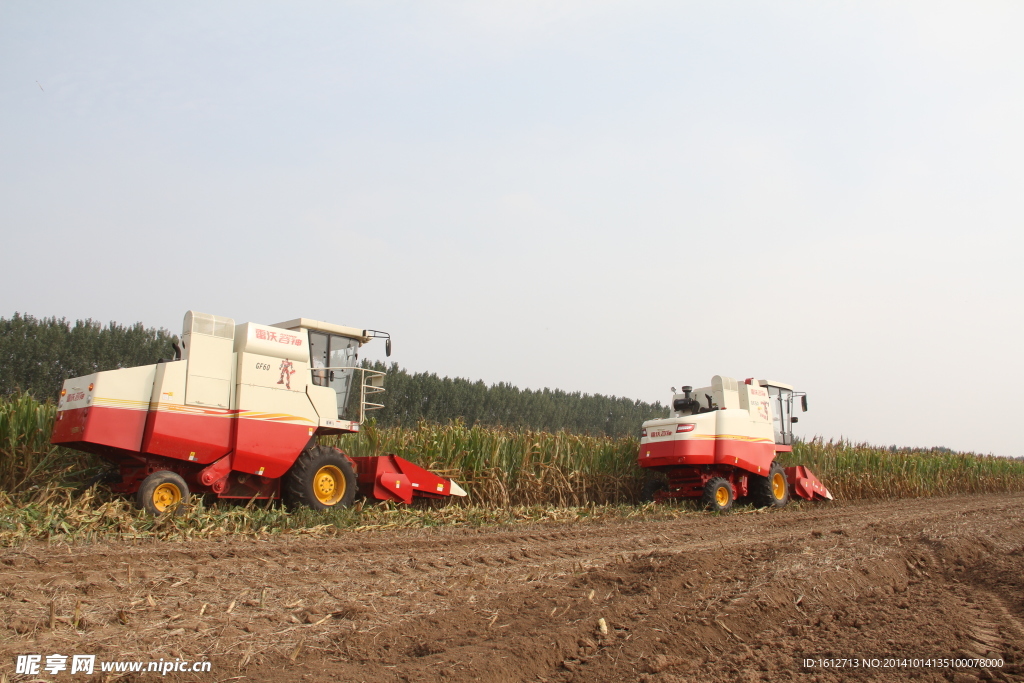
<box><xmin>234</xmin><ymin>323</ymin><xmax>310</xmax><ymax>362</ymax></box>
<box><xmin>712</xmin><ymin>375</ymin><xmax>741</xmax><ymax>410</ymax></box>
<box><xmin>234</xmin><ymin>384</ymin><xmax>319</xmax><ymax>426</ymax></box>
<box><xmin>58</xmin><ymin>373</ymin><xmax>97</xmax><ymax>412</ymax></box>
<box><xmin>58</xmin><ymin>364</ymin><xmax>158</xmax><ymax>414</ymax></box>
<box><xmin>235</xmin><ymin>348</ymin><xmax>316</xmax><ymax>426</ymax></box>
<box><xmin>237</xmin><ymin>352</ymin><xmax>310</xmax><ymax>393</ymax></box>
<box><xmin>307</xmin><ymin>384</ymin><xmax>345</xmax><ymax>427</ymax></box>
<box><xmin>643</xmin><ymin>412</ymin><xmax>717</xmax><ymax>440</ymax></box>
<box><xmin>150</xmin><ymin>360</ymin><xmax>187</xmax><ymax>408</ymax></box>
<box><xmin>182</xmin><ymin>311</ymin><xmax>235</xmax><ymax>408</ymax></box>
<box><xmin>642</xmin><ymin>375</ymin><xmax>775</xmax><ymax>444</ymax></box>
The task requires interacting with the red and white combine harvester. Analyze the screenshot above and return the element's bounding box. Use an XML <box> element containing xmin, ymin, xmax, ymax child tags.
<box><xmin>51</xmin><ymin>311</ymin><xmax>467</xmax><ymax>514</ymax></box>
<box><xmin>639</xmin><ymin>376</ymin><xmax>832</xmax><ymax>511</ymax></box>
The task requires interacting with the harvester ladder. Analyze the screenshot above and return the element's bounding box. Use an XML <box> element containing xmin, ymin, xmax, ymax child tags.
<box><xmin>359</xmin><ymin>368</ymin><xmax>386</xmax><ymax>423</ymax></box>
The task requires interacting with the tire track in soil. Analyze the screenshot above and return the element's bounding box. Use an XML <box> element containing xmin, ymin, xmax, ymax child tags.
<box><xmin>1</xmin><ymin>494</ymin><xmax>1023</xmax><ymax>682</ymax></box>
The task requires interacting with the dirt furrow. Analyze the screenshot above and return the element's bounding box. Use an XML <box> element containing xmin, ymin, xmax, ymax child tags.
<box><xmin>2</xmin><ymin>494</ymin><xmax>1024</xmax><ymax>682</ymax></box>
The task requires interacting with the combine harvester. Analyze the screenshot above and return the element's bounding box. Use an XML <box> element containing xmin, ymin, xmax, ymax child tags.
<box><xmin>639</xmin><ymin>376</ymin><xmax>832</xmax><ymax>511</ymax></box>
<box><xmin>52</xmin><ymin>311</ymin><xmax>466</xmax><ymax>514</ymax></box>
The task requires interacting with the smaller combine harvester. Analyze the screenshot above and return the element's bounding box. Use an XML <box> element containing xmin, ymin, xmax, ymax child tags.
<box><xmin>52</xmin><ymin>311</ymin><xmax>467</xmax><ymax>514</ymax></box>
<box><xmin>639</xmin><ymin>376</ymin><xmax>832</xmax><ymax>511</ymax></box>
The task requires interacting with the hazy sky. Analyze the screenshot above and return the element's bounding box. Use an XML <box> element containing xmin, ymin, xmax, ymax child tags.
<box><xmin>2</xmin><ymin>2</ymin><xmax>1022</xmax><ymax>455</ymax></box>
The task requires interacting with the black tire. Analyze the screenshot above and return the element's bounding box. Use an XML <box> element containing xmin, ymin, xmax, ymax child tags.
<box><xmin>283</xmin><ymin>445</ymin><xmax>357</xmax><ymax>510</ymax></box>
<box><xmin>137</xmin><ymin>471</ymin><xmax>189</xmax><ymax>516</ymax></box>
<box><xmin>640</xmin><ymin>477</ymin><xmax>668</xmax><ymax>503</ymax></box>
<box><xmin>702</xmin><ymin>477</ymin><xmax>734</xmax><ymax>513</ymax></box>
<box><xmin>751</xmin><ymin>462</ymin><xmax>790</xmax><ymax>509</ymax></box>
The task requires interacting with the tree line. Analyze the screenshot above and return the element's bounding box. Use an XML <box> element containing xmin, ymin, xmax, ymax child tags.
<box><xmin>0</xmin><ymin>314</ymin><xmax>667</xmax><ymax>437</ymax></box>
<box><xmin>0</xmin><ymin>313</ymin><xmax>177</xmax><ymax>400</ymax></box>
<box><xmin>361</xmin><ymin>361</ymin><xmax>666</xmax><ymax>436</ymax></box>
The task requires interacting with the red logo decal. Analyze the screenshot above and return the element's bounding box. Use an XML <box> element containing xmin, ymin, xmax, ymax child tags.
<box><xmin>277</xmin><ymin>359</ymin><xmax>295</xmax><ymax>389</ymax></box>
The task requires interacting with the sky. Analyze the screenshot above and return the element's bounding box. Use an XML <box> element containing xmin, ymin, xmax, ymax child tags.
<box><xmin>2</xmin><ymin>2</ymin><xmax>1022</xmax><ymax>455</ymax></box>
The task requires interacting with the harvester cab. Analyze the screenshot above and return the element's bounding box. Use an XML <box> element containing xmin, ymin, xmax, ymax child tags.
<box><xmin>274</xmin><ymin>318</ymin><xmax>391</xmax><ymax>429</ymax></box>
<box><xmin>640</xmin><ymin>375</ymin><xmax>831</xmax><ymax>512</ymax></box>
<box><xmin>52</xmin><ymin>311</ymin><xmax>466</xmax><ymax>514</ymax></box>
<box><xmin>763</xmin><ymin>382</ymin><xmax>808</xmax><ymax>446</ymax></box>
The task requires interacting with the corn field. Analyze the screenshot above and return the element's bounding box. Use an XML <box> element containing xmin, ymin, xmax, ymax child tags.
<box><xmin>3</xmin><ymin>392</ymin><xmax>1024</xmax><ymax>545</ymax></box>
<box><xmin>323</xmin><ymin>420</ymin><xmax>642</xmax><ymax>507</ymax></box>
<box><xmin>0</xmin><ymin>393</ymin><xmax>100</xmax><ymax>493</ymax></box>
<box><xmin>781</xmin><ymin>439</ymin><xmax>1024</xmax><ymax>500</ymax></box>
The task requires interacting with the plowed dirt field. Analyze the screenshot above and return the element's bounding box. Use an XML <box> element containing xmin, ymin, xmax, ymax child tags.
<box><xmin>3</xmin><ymin>494</ymin><xmax>1024</xmax><ymax>682</ymax></box>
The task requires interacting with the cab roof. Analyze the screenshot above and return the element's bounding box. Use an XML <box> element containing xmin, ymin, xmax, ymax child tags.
<box><xmin>758</xmin><ymin>379</ymin><xmax>794</xmax><ymax>391</ymax></box>
<box><xmin>272</xmin><ymin>318</ymin><xmax>372</xmax><ymax>344</ymax></box>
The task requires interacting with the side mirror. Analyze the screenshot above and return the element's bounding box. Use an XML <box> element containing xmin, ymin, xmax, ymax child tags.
<box><xmin>801</xmin><ymin>395</ymin><xmax>808</xmax><ymax>412</ymax></box>
<box><xmin>385</xmin><ymin>338</ymin><xmax>392</xmax><ymax>357</ymax></box>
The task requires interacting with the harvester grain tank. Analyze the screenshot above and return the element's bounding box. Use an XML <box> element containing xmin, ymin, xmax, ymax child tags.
<box><xmin>639</xmin><ymin>375</ymin><xmax>831</xmax><ymax>511</ymax></box>
<box><xmin>51</xmin><ymin>311</ymin><xmax>467</xmax><ymax>513</ymax></box>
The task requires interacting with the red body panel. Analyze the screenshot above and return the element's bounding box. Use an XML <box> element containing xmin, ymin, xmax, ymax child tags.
<box><xmin>713</xmin><ymin>439</ymin><xmax>776</xmax><ymax>476</ymax></box>
<box><xmin>233</xmin><ymin>418</ymin><xmax>311</xmax><ymax>479</ymax></box>
<box><xmin>53</xmin><ymin>404</ymin><xmax>310</xmax><ymax>481</ymax></box>
<box><xmin>640</xmin><ymin>438</ymin><xmax>715</xmax><ymax>465</ymax></box>
<box><xmin>51</xmin><ymin>404</ymin><xmax>462</xmax><ymax>505</ymax></box>
<box><xmin>141</xmin><ymin>409</ymin><xmax>233</xmax><ymax>464</ymax></box>
<box><xmin>639</xmin><ymin>437</ymin><xmax>776</xmax><ymax>476</ymax></box>
<box><xmin>51</xmin><ymin>406</ymin><xmax>89</xmax><ymax>444</ymax></box>
<box><xmin>52</xmin><ymin>406</ymin><xmax>148</xmax><ymax>453</ymax></box>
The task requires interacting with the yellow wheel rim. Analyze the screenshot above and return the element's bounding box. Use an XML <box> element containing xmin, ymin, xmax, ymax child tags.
<box><xmin>313</xmin><ymin>465</ymin><xmax>345</xmax><ymax>505</ymax></box>
<box><xmin>715</xmin><ymin>486</ymin><xmax>729</xmax><ymax>507</ymax></box>
<box><xmin>152</xmin><ymin>482</ymin><xmax>182</xmax><ymax>512</ymax></box>
<box><xmin>772</xmin><ymin>472</ymin><xmax>786</xmax><ymax>500</ymax></box>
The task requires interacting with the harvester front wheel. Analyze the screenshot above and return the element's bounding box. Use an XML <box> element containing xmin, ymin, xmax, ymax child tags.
<box><xmin>751</xmin><ymin>462</ymin><xmax>790</xmax><ymax>509</ymax></box>
<box><xmin>137</xmin><ymin>471</ymin><xmax>189</xmax><ymax>515</ymax></box>
<box><xmin>283</xmin><ymin>445</ymin><xmax>357</xmax><ymax>510</ymax></box>
<box><xmin>702</xmin><ymin>477</ymin><xmax>734</xmax><ymax>513</ymax></box>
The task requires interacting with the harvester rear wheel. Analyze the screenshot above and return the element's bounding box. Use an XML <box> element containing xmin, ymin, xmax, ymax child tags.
<box><xmin>137</xmin><ymin>471</ymin><xmax>189</xmax><ymax>515</ymax></box>
<box><xmin>751</xmin><ymin>462</ymin><xmax>790</xmax><ymax>509</ymax></box>
<box><xmin>702</xmin><ymin>477</ymin><xmax>734</xmax><ymax>513</ymax></box>
<box><xmin>641</xmin><ymin>477</ymin><xmax>668</xmax><ymax>503</ymax></box>
<box><xmin>283</xmin><ymin>445</ymin><xmax>357</xmax><ymax>510</ymax></box>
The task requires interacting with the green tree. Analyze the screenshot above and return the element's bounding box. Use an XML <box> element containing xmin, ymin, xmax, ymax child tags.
<box><xmin>0</xmin><ymin>313</ymin><xmax>175</xmax><ymax>399</ymax></box>
<box><xmin>0</xmin><ymin>311</ymin><xmax>666</xmax><ymax>435</ymax></box>
<box><xmin>363</xmin><ymin>361</ymin><xmax>668</xmax><ymax>437</ymax></box>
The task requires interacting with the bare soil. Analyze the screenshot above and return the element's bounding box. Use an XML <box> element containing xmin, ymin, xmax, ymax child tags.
<box><xmin>3</xmin><ymin>494</ymin><xmax>1024</xmax><ymax>683</ymax></box>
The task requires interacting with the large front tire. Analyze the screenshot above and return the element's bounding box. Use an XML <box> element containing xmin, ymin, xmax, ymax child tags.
<box><xmin>283</xmin><ymin>445</ymin><xmax>357</xmax><ymax>510</ymax></box>
<box><xmin>751</xmin><ymin>462</ymin><xmax>790</xmax><ymax>509</ymax></box>
<box><xmin>137</xmin><ymin>471</ymin><xmax>189</xmax><ymax>515</ymax></box>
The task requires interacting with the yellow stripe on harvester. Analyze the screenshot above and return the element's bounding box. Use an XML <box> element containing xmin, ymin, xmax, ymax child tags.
<box><xmin>677</xmin><ymin>433</ymin><xmax>774</xmax><ymax>443</ymax></box>
<box><xmin>91</xmin><ymin>401</ymin><xmax>315</xmax><ymax>425</ymax></box>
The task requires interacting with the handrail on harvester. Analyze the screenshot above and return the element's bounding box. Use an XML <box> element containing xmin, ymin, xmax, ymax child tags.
<box><xmin>309</xmin><ymin>366</ymin><xmax>386</xmax><ymax>424</ymax></box>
